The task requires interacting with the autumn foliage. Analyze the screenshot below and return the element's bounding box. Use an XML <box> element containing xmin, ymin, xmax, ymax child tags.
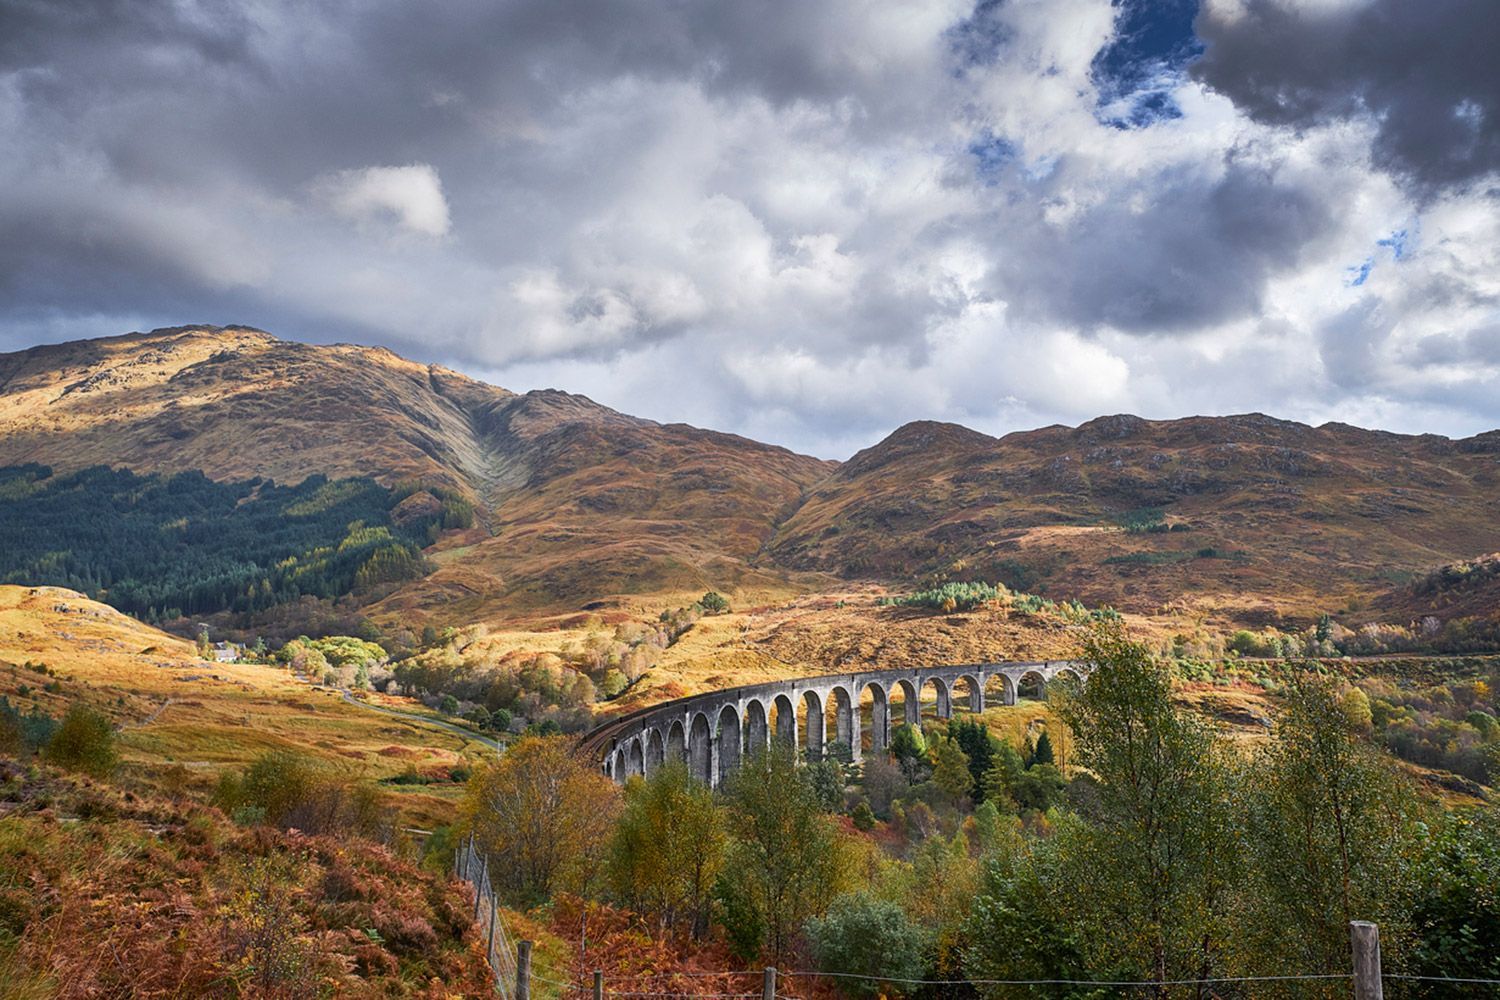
<box><xmin>0</xmin><ymin>759</ymin><xmax>492</xmax><ymax>998</ymax></box>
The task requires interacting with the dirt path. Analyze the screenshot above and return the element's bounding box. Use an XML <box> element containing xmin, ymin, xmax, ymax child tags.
<box><xmin>339</xmin><ymin>690</ymin><xmax>505</xmax><ymax>755</ymax></box>
<box><xmin>119</xmin><ymin>697</ymin><xmax>175</xmax><ymax>730</ymax></box>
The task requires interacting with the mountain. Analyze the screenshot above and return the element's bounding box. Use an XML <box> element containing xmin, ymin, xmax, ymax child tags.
<box><xmin>0</xmin><ymin>327</ymin><xmax>835</xmax><ymax>622</ymax></box>
<box><xmin>768</xmin><ymin>413</ymin><xmax>1500</xmax><ymax>625</ymax></box>
<box><xmin>3</xmin><ymin>326</ymin><xmax>1499</xmax><ymax>632</ymax></box>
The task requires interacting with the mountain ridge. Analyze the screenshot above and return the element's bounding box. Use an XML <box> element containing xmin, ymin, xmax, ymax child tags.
<box><xmin>3</xmin><ymin>326</ymin><xmax>1499</xmax><ymax>630</ymax></box>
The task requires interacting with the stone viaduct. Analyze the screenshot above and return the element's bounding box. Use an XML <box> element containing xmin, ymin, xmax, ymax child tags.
<box><xmin>578</xmin><ymin>661</ymin><xmax>1086</xmax><ymax>787</ymax></box>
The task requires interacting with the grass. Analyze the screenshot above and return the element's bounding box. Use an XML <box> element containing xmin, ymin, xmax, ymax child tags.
<box><xmin>0</xmin><ymin>585</ymin><xmax>485</xmax><ymax>830</ymax></box>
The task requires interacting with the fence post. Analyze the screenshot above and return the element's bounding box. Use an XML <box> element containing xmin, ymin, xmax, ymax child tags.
<box><xmin>1351</xmin><ymin>921</ymin><xmax>1383</xmax><ymax>1000</ymax></box>
<box><xmin>763</xmin><ymin>966</ymin><xmax>776</xmax><ymax>1000</ymax></box>
<box><xmin>486</xmin><ymin>898</ymin><xmax>497</xmax><ymax>963</ymax></box>
<box><xmin>594</xmin><ymin>969</ymin><xmax>604</xmax><ymax>1000</ymax></box>
<box><xmin>517</xmin><ymin>939</ymin><xmax>533</xmax><ymax>1000</ymax></box>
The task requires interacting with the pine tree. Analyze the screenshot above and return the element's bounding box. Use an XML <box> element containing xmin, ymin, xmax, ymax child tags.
<box><xmin>1032</xmin><ymin>729</ymin><xmax>1055</xmax><ymax>766</ymax></box>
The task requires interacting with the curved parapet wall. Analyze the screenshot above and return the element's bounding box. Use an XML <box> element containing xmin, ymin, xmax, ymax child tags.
<box><xmin>578</xmin><ymin>660</ymin><xmax>1088</xmax><ymax>787</ymax></box>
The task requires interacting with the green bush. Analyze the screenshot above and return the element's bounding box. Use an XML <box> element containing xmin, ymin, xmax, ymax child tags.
<box><xmin>0</xmin><ymin>696</ymin><xmax>53</xmax><ymax>755</ymax></box>
<box><xmin>42</xmin><ymin>704</ymin><xmax>117</xmax><ymax>777</ymax></box>
<box><xmin>698</xmin><ymin>591</ymin><xmax>731</xmax><ymax>615</ymax></box>
<box><xmin>1407</xmin><ymin>810</ymin><xmax>1500</xmax><ymax>984</ymax></box>
<box><xmin>880</xmin><ymin>581</ymin><xmax>1002</xmax><ymax>612</ymax></box>
<box><xmin>805</xmin><ymin>892</ymin><xmax>928</xmax><ymax>996</ymax></box>
<box><xmin>215</xmin><ymin>749</ymin><xmax>389</xmax><ymax>837</ymax></box>
<box><xmin>1114</xmin><ymin>506</ymin><xmax>1166</xmax><ymax>533</ymax></box>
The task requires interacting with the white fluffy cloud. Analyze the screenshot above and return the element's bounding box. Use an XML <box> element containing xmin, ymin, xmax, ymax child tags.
<box><xmin>1</xmin><ymin>0</ymin><xmax>1497</xmax><ymax>456</ymax></box>
<box><xmin>317</xmin><ymin>164</ymin><xmax>451</xmax><ymax>237</ymax></box>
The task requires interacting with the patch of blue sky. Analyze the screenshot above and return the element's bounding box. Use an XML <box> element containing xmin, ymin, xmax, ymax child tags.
<box><xmin>1377</xmin><ymin>229</ymin><xmax>1410</xmax><ymax>261</ymax></box>
<box><xmin>1347</xmin><ymin>228</ymin><xmax>1415</xmax><ymax>287</ymax></box>
<box><xmin>1090</xmin><ymin>0</ymin><xmax>1202</xmax><ymax>129</ymax></box>
<box><xmin>969</xmin><ymin>131</ymin><xmax>1018</xmax><ymax>184</ymax></box>
<box><xmin>967</xmin><ymin>131</ymin><xmax>1058</xmax><ymax>185</ymax></box>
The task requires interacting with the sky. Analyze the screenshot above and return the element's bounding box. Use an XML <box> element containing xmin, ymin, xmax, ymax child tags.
<box><xmin>2</xmin><ymin>0</ymin><xmax>1498</xmax><ymax>458</ymax></box>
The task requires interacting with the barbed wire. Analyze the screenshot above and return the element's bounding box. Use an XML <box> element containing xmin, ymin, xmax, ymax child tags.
<box><xmin>525</xmin><ymin>966</ymin><xmax>1500</xmax><ymax>995</ymax></box>
<box><xmin>588</xmin><ymin>972</ymin><xmax>765</xmax><ymax>981</ymax></box>
<box><xmin>600</xmin><ymin>989</ymin><xmax>762</xmax><ymax>995</ymax></box>
<box><xmin>782</xmin><ymin>970</ymin><xmax>1356</xmax><ymax>987</ymax></box>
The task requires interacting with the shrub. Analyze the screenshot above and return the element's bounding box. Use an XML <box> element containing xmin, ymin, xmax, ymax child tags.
<box><xmin>214</xmin><ymin>749</ymin><xmax>388</xmax><ymax>836</ymax></box>
<box><xmin>698</xmin><ymin>591</ymin><xmax>731</xmax><ymax>615</ymax></box>
<box><xmin>1341</xmin><ymin>688</ymin><xmax>1373</xmax><ymax>733</ymax></box>
<box><xmin>805</xmin><ymin>892</ymin><xmax>928</xmax><ymax>996</ymax></box>
<box><xmin>438</xmin><ymin>694</ymin><xmax>460</xmax><ymax>715</ymax></box>
<box><xmin>851</xmin><ymin>800</ymin><xmax>876</xmax><ymax>831</ymax></box>
<box><xmin>880</xmin><ymin>581</ymin><xmax>1002</xmax><ymax>612</ymax></box>
<box><xmin>1117</xmin><ymin>507</ymin><xmax>1167</xmax><ymax>533</ymax></box>
<box><xmin>1102</xmin><ymin>551</ymin><xmax>1192</xmax><ymax>566</ymax></box>
<box><xmin>0</xmin><ymin>709</ymin><xmax>21</xmax><ymax>756</ymax></box>
<box><xmin>42</xmin><ymin>704</ymin><xmax>117</xmax><ymax>777</ymax></box>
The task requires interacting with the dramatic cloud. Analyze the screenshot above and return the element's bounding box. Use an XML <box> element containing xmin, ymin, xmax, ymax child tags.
<box><xmin>1</xmin><ymin>0</ymin><xmax>1497</xmax><ymax>457</ymax></box>
<box><xmin>1193</xmin><ymin>0</ymin><xmax>1500</xmax><ymax>197</ymax></box>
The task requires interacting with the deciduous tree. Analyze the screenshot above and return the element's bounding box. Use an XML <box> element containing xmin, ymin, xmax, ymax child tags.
<box><xmin>717</xmin><ymin>742</ymin><xmax>847</xmax><ymax>963</ymax></box>
<box><xmin>463</xmin><ymin>736</ymin><xmax>621</xmax><ymax>906</ymax></box>
<box><xmin>607</xmin><ymin>761</ymin><xmax>726</xmax><ymax>937</ymax></box>
<box><xmin>1052</xmin><ymin>621</ymin><xmax>1241</xmax><ymax>995</ymax></box>
<box><xmin>1243</xmin><ymin>671</ymin><xmax>1420</xmax><ymax>976</ymax></box>
<box><xmin>932</xmin><ymin>738</ymin><xmax>973</xmax><ymax>807</ymax></box>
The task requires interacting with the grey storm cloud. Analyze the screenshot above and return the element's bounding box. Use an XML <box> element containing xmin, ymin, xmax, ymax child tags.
<box><xmin>988</xmin><ymin>151</ymin><xmax>1338</xmax><ymax>334</ymax></box>
<box><xmin>1</xmin><ymin>0</ymin><xmax>1498</xmax><ymax>456</ymax></box>
<box><xmin>1193</xmin><ymin>0</ymin><xmax>1500</xmax><ymax>198</ymax></box>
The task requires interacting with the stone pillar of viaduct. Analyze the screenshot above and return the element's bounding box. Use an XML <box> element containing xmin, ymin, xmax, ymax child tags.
<box><xmin>592</xmin><ymin>660</ymin><xmax>1086</xmax><ymax>788</ymax></box>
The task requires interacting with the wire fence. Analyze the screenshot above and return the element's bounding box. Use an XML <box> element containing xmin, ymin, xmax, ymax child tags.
<box><xmin>455</xmin><ymin>835</ymin><xmax>519</xmax><ymax>999</ymax></box>
<box><xmin>452</xmin><ymin>850</ymin><xmax>1500</xmax><ymax>1000</ymax></box>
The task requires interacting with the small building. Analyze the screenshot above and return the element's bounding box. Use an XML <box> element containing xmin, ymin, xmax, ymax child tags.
<box><xmin>211</xmin><ymin>641</ymin><xmax>242</xmax><ymax>663</ymax></box>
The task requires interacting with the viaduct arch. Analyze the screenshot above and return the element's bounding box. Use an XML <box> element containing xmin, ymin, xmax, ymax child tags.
<box><xmin>581</xmin><ymin>660</ymin><xmax>1087</xmax><ymax>787</ymax></box>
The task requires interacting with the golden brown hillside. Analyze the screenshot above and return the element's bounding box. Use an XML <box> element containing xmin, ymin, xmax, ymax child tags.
<box><xmin>0</xmin><ymin>585</ymin><xmax>486</xmax><ymax>828</ymax></box>
<box><xmin>0</xmin><ymin>327</ymin><xmax>837</xmax><ymax>623</ymax></box>
<box><xmin>767</xmin><ymin>415</ymin><xmax>1500</xmax><ymax>627</ymax></box>
<box><xmin>0</xmin><ymin>325</ymin><xmax>510</xmax><ymax>492</ymax></box>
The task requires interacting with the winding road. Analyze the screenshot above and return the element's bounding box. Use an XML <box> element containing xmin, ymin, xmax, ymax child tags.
<box><xmin>339</xmin><ymin>690</ymin><xmax>506</xmax><ymax>754</ymax></box>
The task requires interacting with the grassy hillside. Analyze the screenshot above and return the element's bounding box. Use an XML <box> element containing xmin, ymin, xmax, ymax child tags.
<box><xmin>768</xmin><ymin>414</ymin><xmax>1500</xmax><ymax>627</ymax></box>
<box><xmin>0</xmin><ymin>585</ymin><xmax>490</xmax><ymax>829</ymax></box>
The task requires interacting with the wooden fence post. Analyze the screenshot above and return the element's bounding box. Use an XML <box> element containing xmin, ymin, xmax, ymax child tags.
<box><xmin>1351</xmin><ymin>921</ymin><xmax>1383</xmax><ymax>1000</ymax></box>
<box><xmin>517</xmin><ymin>939</ymin><xmax>533</xmax><ymax>1000</ymax></box>
<box><xmin>594</xmin><ymin>969</ymin><xmax>604</xmax><ymax>1000</ymax></box>
<box><xmin>763</xmin><ymin>966</ymin><xmax>776</xmax><ymax>1000</ymax></box>
<box><xmin>486</xmin><ymin>899</ymin><xmax>497</xmax><ymax>963</ymax></box>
